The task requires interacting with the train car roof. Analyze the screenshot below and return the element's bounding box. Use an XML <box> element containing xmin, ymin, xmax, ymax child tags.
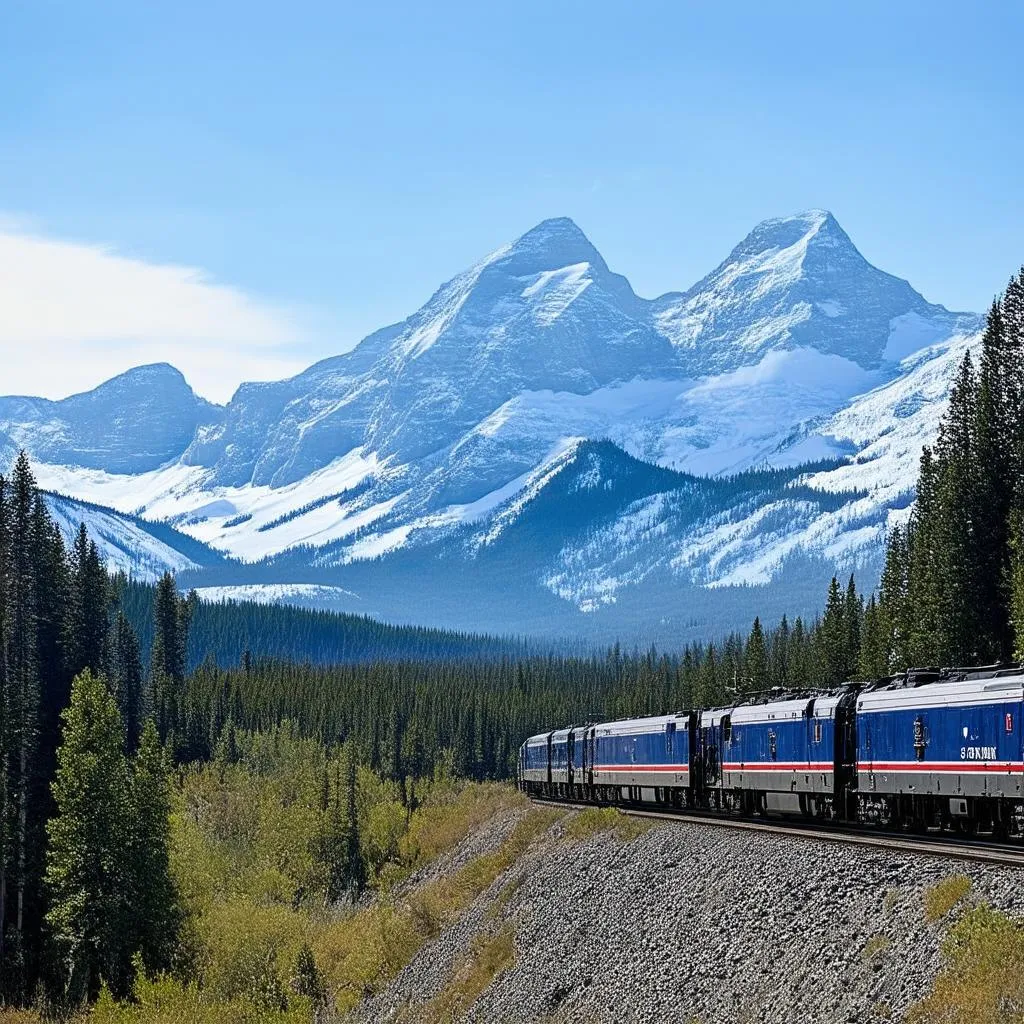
<box><xmin>858</xmin><ymin>673</ymin><xmax>1024</xmax><ymax>713</ymax></box>
<box><xmin>699</xmin><ymin>707</ymin><xmax>734</xmax><ymax>728</ymax></box>
<box><xmin>593</xmin><ymin>713</ymin><xmax>683</xmax><ymax>737</ymax></box>
<box><xmin>524</xmin><ymin>732</ymin><xmax>552</xmax><ymax>747</ymax></box>
<box><xmin>730</xmin><ymin>697</ymin><xmax>812</xmax><ymax>725</ymax></box>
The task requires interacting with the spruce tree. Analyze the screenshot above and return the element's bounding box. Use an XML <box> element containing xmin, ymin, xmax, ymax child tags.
<box><xmin>818</xmin><ymin>577</ymin><xmax>848</xmax><ymax>683</ymax></box>
<box><xmin>0</xmin><ymin>473</ymin><xmax>10</xmax><ymax>975</ymax></box>
<box><xmin>879</xmin><ymin>523</ymin><xmax>909</xmax><ymax>671</ymax></box>
<box><xmin>44</xmin><ymin>671</ymin><xmax>134</xmax><ymax>1002</ymax></box>
<box><xmin>150</xmin><ymin>573</ymin><xmax>188</xmax><ymax>747</ymax></box>
<box><xmin>1010</xmin><ymin>510</ymin><xmax>1024</xmax><ymax>663</ymax></box>
<box><xmin>128</xmin><ymin>719</ymin><xmax>179</xmax><ymax>974</ymax></box>
<box><xmin>111</xmin><ymin>613</ymin><xmax>144</xmax><ymax>754</ymax></box>
<box><xmin>743</xmin><ymin>617</ymin><xmax>768</xmax><ymax>693</ymax></box>
<box><xmin>8</xmin><ymin>453</ymin><xmax>39</xmax><ymax>983</ymax></box>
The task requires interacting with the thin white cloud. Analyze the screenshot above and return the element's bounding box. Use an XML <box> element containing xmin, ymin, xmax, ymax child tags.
<box><xmin>0</xmin><ymin>224</ymin><xmax>312</xmax><ymax>403</ymax></box>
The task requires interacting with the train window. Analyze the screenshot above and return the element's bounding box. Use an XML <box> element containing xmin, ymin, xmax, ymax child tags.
<box><xmin>768</xmin><ymin>730</ymin><xmax>777</xmax><ymax>760</ymax></box>
<box><xmin>913</xmin><ymin>716</ymin><xmax>926</xmax><ymax>761</ymax></box>
<box><xmin>813</xmin><ymin>720</ymin><xmax>822</xmax><ymax>744</ymax></box>
<box><xmin>722</xmin><ymin>716</ymin><xmax>732</xmax><ymax>742</ymax></box>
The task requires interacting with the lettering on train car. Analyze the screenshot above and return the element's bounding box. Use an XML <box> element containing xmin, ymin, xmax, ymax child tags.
<box><xmin>960</xmin><ymin>745</ymin><xmax>997</xmax><ymax>760</ymax></box>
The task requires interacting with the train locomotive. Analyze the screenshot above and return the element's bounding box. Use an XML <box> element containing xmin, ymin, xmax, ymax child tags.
<box><xmin>518</xmin><ymin>664</ymin><xmax>1024</xmax><ymax>837</ymax></box>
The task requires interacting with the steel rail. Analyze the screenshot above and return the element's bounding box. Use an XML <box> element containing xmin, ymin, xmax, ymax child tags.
<box><xmin>530</xmin><ymin>798</ymin><xmax>1024</xmax><ymax>867</ymax></box>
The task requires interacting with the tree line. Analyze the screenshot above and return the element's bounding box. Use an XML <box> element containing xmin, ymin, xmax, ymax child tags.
<box><xmin>0</xmin><ymin>455</ymin><xmax>178</xmax><ymax>1004</ymax></box>
<box><xmin>877</xmin><ymin>270</ymin><xmax>1024</xmax><ymax>669</ymax></box>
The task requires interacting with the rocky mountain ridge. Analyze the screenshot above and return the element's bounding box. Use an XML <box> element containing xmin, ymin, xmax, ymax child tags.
<box><xmin>0</xmin><ymin>211</ymin><xmax>981</xmax><ymax>639</ymax></box>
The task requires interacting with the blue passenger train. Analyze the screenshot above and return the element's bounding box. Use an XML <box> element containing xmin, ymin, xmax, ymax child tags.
<box><xmin>518</xmin><ymin>665</ymin><xmax>1024</xmax><ymax>836</ymax></box>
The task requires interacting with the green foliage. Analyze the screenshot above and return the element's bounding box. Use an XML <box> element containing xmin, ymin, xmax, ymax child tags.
<box><xmin>157</xmin><ymin>727</ymin><xmax>540</xmax><ymax>1020</ymax></box>
<box><xmin>923</xmin><ymin>875</ymin><xmax>973</xmax><ymax>923</ymax></box>
<box><xmin>907</xmin><ymin>904</ymin><xmax>1024</xmax><ymax>1023</ymax></box>
<box><xmin>45</xmin><ymin>671</ymin><xmax>136</xmax><ymax>1001</ymax></box>
<box><xmin>562</xmin><ymin>806</ymin><xmax>655</xmax><ymax>843</ymax></box>
<box><xmin>881</xmin><ymin>270</ymin><xmax>1024</xmax><ymax>670</ymax></box>
<box><xmin>1010</xmin><ymin>509</ymin><xmax>1024</xmax><ymax>662</ymax></box>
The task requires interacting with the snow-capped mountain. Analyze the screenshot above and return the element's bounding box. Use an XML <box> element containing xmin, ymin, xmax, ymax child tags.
<box><xmin>0</xmin><ymin>211</ymin><xmax>982</xmax><ymax>641</ymax></box>
<box><xmin>652</xmin><ymin>210</ymin><xmax>966</xmax><ymax>371</ymax></box>
<box><xmin>0</xmin><ymin>363</ymin><xmax>220</xmax><ymax>474</ymax></box>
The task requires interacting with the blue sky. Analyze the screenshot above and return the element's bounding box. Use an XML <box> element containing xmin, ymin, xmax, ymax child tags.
<box><xmin>2</xmin><ymin>0</ymin><xmax>1022</xmax><ymax>400</ymax></box>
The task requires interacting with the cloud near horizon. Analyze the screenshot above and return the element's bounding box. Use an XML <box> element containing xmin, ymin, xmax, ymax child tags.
<box><xmin>0</xmin><ymin>224</ymin><xmax>314</xmax><ymax>403</ymax></box>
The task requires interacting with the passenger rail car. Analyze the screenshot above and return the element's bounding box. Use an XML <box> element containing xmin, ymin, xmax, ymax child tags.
<box><xmin>518</xmin><ymin>665</ymin><xmax>1024</xmax><ymax>838</ymax></box>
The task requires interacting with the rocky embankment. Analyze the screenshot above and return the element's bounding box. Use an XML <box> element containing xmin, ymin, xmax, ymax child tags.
<box><xmin>345</xmin><ymin>803</ymin><xmax>1023</xmax><ymax>1024</ymax></box>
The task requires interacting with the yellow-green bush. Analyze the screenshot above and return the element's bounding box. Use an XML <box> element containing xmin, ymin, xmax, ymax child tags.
<box><xmin>923</xmin><ymin>874</ymin><xmax>973</xmax><ymax>923</ymax></box>
<box><xmin>563</xmin><ymin>806</ymin><xmax>654</xmax><ymax>843</ymax></box>
<box><xmin>141</xmin><ymin>727</ymin><xmax>545</xmax><ymax>1022</ymax></box>
<box><xmin>313</xmin><ymin>806</ymin><xmax>558</xmax><ymax>1013</ymax></box>
<box><xmin>89</xmin><ymin>971</ymin><xmax>312</xmax><ymax>1024</ymax></box>
<box><xmin>405</xmin><ymin>926</ymin><xmax>515</xmax><ymax>1024</ymax></box>
<box><xmin>907</xmin><ymin>904</ymin><xmax>1024</xmax><ymax>1023</ymax></box>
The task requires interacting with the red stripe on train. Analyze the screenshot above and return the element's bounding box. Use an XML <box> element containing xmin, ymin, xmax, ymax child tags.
<box><xmin>858</xmin><ymin>762</ymin><xmax>1024</xmax><ymax>773</ymax></box>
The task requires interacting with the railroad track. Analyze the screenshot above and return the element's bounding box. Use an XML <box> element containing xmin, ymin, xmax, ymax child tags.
<box><xmin>531</xmin><ymin>798</ymin><xmax>1024</xmax><ymax>867</ymax></box>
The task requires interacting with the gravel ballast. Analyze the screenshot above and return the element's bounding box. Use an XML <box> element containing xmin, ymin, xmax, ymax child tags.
<box><xmin>345</xmin><ymin>810</ymin><xmax>1024</xmax><ymax>1023</ymax></box>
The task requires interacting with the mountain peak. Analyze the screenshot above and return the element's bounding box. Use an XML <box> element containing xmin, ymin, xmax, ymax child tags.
<box><xmin>499</xmin><ymin>217</ymin><xmax>604</xmax><ymax>274</ymax></box>
<box><xmin>729</xmin><ymin>209</ymin><xmax>851</xmax><ymax>261</ymax></box>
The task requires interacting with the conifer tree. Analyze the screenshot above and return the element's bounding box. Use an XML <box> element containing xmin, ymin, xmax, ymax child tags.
<box><xmin>65</xmin><ymin>526</ymin><xmax>109</xmax><ymax>682</ymax></box>
<box><xmin>128</xmin><ymin>719</ymin><xmax>179</xmax><ymax>973</ymax></box>
<box><xmin>8</xmin><ymin>454</ymin><xmax>39</xmax><ymax>980</ymax></box>
<box><xmin>818</xmin><ymin>577</ymin><xmax>849</xmax><ymax>683</ymax></box>
<box><xmin>0</xmin><ymin>473</ymin><xmax>10</xmax><ymax>973</ymax></box>
<box><xmin>150</xmin><ymin>572</ymin><xmax>189</xmax><ymax>747</ymax></box>
<box><xmin>111</xmin><ymin>613</ymin><xmax>144</xmax><ymax>754</ymax></box>
<box><xmin>879</xmin><ymin>523</ymin><xmax>909</xmax><ymax>670</ymax></box>
<box><xmin>768</xmin><ymin>614</ymin><xmax>790</xmax><ymax>690</ymax></box>
<box><xmin>1010</xmin><ymin>510</ymin><xmax>1024</xmax><ymax>663</ymax></box>
<box><xmin>743</xmin><ymin>617</ymin><xmax>768</xmax><ymax>693</ymax></box>
<box><xmin>44</xmin><ymin>671</ymin><xmax>134</xmax><ymax>1002</ymax></box>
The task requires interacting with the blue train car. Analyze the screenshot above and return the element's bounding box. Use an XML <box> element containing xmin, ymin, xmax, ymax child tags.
<box><xmin>591</xmin><ymin>713</ymin><xmax>692</xmax><ymax>802</ymax></box>
<box><xmin>550</xmin><ymin>728</ymin><xmax>573</xmax><ymax>793</ymax></box>
<box><xmin>856</xmin><ymin>672</ymin><xmax>1024</xmax><ymax>827</ymax></box>
<box><xmin>719</xmin><ymin>695</ymin><xmax>842</xmax><ymax>816</ymax></box>
<box><xmin>518</xmin><ymin>731</ymin><xmax>552</xmax><ymax>795</ymax></box>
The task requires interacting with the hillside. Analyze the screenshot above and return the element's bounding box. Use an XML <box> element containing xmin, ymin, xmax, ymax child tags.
<box><xmin>345</xmin><ymin>802</ymin><xmax>1023</xmax><ymax>1024</ymax></box>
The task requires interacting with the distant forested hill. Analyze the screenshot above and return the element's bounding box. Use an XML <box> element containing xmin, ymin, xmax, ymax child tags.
<box><xmin>117</xmin><ymin>579</ymin><xmax>530</xmax><ymax>670</ymax></box>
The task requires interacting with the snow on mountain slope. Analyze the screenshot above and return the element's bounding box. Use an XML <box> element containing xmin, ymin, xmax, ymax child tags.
<box><xmin>194</xmin><ymin>583</ymin><xmax>360</xmax><ymax>608</ymax></box>
<box><xmin>0</xmin><ymin>211</ymin><xmax>985</xmax><ymax>636</ymax></box>
<box><xmin>652</xmin><ymin>210</ymin><xmax>975</xmax><ymax>373</ymax></box>
<box><xmin>788</xmin><ymin>331</ymin><xmax>980</xmax><ymax>503</ymax></box>
<box><xmin>33</xmin><ymin>449</ymin><xmax>386</xmax><ymax>561</ymax></box>
<box><xmin>44</xmin><ymin>492</ymin><xmax>223</xmax><ymax>581</ymax></box>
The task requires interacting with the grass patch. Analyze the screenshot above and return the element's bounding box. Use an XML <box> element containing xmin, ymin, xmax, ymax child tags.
<box><xmin>403</xmin><ymin>926</ymin><xmax>515</xmax><ymax>1024</ymax></box>
<box><xmin>924</xmin><ymin>875</ymin><xmax>972</xmax><ymax>922</ymax></box>
<box><xmin>381</xmin><ymin>783</ymin><xmax>528</xmax><ymax>890</ymax></box>
<box><xmin>486</xmin><ymin>873</ymin><xmax>524</xmax><ymax>920</ymax></box>
<box><xmin>861</xmin><ymin>934</ymin><xmax>891</xmax><ymax>960</ymax></box>
<box><xmin>316</xmin><ymin>806</ymin><xmax>559</xmax><ymax>1013</ymax></box>
<box><xmin>907</xmin><ymin>904</ymin><xmax>1024</xmax><ymax>1023</ymax></box>
<box><xmin>563</xmin><ymin>806</ymin><xmax>655</xmax><ymax>844</ymax></box>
